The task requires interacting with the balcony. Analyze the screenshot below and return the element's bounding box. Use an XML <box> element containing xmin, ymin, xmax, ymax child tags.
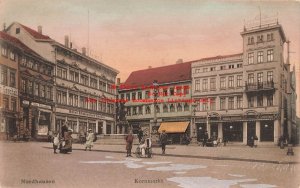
<box><xmin>245</xmin><ymin>81</ymin><xmax>275</xmax><ymax>93</ymax></box>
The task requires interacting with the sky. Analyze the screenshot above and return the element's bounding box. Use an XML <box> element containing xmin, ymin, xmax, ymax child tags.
<box><xmin>0</xmin><ymin>0</ymin><xmax>300</xmax><ymax>114</ymax></box>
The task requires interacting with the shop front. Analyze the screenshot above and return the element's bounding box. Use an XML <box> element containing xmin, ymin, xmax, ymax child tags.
<box><xmin>158</xmin><ymin>121</ymin><xmax>190</xmax><ymax>144</ymax></box>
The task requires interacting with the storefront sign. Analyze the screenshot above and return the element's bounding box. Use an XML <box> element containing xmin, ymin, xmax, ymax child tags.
<box><xmin>56</xmin><ymin>108</ymin><xmax>114</xmax><ymax>121</ymax></box>
<box><xmin>0</xmin><ymin>84</ymin><xmax>18</xmax><ymax>97</ymax></box>
<box><xmin>31</xmin><ymin>102</ymin><xmax>51</xmax><ymax>110</ymax></box>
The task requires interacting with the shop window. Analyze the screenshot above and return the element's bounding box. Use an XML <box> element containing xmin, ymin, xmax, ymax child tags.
<box><xmin>260</xmin><ymin>121</ymin><xmax>274</xmax><ymax>141</ymax></box>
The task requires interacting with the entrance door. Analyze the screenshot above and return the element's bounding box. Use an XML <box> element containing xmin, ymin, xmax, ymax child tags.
<box><xmin>197</xmin><ymin>123</ymin><xmax>206</xmax><ymax>141</ymax></box>
<box><xmin>210</xmin><ymin>123</ymin><xmax>218</xmax><ymax>140</ymax></box>
<box><xmin>247</xmin><ymin>121</ymin><xmax>256</xmax><ymax>145</ymax></box>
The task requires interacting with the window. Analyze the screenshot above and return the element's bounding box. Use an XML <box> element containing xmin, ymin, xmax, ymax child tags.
<box><xmin>74</xmin><ymin>95</ymin><xmax>78</xmax><ymax>107</ymax></box>
<box><xmin>176</xmin><ymin>86</ymin><xmax>182</xmax><ymax>95</ymax></box>
<box><xmin>267</xmin><ymin>49</ymin><xmax>274</xmax><ymax>62</ymax></box>
<box><xmin>248</xmin><ymin>73</ymin><xmax>254</xmax><ymax>84</ymax></box>
<box><xmin>248</xmin><ymin>96</ymin><xmax>254</xmax><ymax>108</ymax></box>
<box><xmin>91</xmin><ymin>78</ymin><xmax>97</xmax><ymax>89</ymax></box>
<box><xmin>220</xmin><ymin>98</ymin><xmax>226</xmax><ymax>110</ymax></box>
<box><xmin>220</xmin><ymin>65</ymin><xmax>226</xmax><ymax>70</ymax></box>
<box><xmin>62</xmin><ymin>91</ymin><xmax>67</xmax><ymax>105</ymax></box>
<box><xmin>138</xmin><ymin>106</ymin><xmax>143</xmax><ymax>115</ymax></box>
<box><xmin>163</xmin><ymin>104</ymin><xmax>168</xmax><ymax>113</ymax></box>
<box><xmin>21</xmin><ymin>79</ymin><xmax>26</xmax><ymax>92</ymax></box>
<box><xmin>155</xmin><ymin>105</ymin><xmax>160</xmax><ymax>113</ymax></box>
<box><xmin>146</xmin><ymin>105</ymin><xmax>151</xmax><ymax>114</ymax></box>
<box><xmin>210</xmin><ymin>98</ymin><xmax>216</xmax><ymax>110</ymax></box>
<box><xmin>1</xmin><ymin>46</ymin><xmax>7</xmax><ymax>57</ymax></box>
<box><xmin>57</xmin><ymin>91</ymin><xmax>62</xmax><ymax>104</ymax></box>
<box><xmin>69</xmin><ymin>70</ymin><xmax>79</xmax><ymax>82</ymax></box>
<box><xmin>203</xmin><ymin>68</ymin><xmax>208</xmax><ymax>72</ymax></box>
<box><xmin>81</xmin><ymin>74</ymin><xmax>89</xmax><ymax>86</ymax></box>
<box><xmin>228</xmin><ymin>76</ymin><xmax>234</xmax><ymax>88</ymax></box>
<box><xmin>267</xmin><ymin>33</ymin><xmax>273</xmax><ymax>41</ymax></box>
<box><xmin>220</xmin><ymin>77</ymin><xmax>226</xmax><ymax>89</ymax></box>
<box><xmin>126</xmin><ymin>93</ymin><xmax>130</xmax><ymax>100</ymax></box>
<box><xmin>195</xmin><ymin>79</ymin><xmax>200</xmax><ymax>91</ymax></box>
<box><xmin>11</xmin><ymin>97</ymin><xmax>17</xmax><ymax>112</ymax></box>
<box><xmin>267</xmin><ymin>94</ymin><xmax>273</xmax><ymax>106</ymax></box>
<box><xmin>102</xmin><ymin>101</ymin><xmax>106</xmax><ymax>112</ymax></box>
<box><xmin>184</xmin><ymin>103</ymin><xmax>189</xmax><ymax>111</ymax></box>
<box><xmin>195</xmin><ymin>69</ymin><xmax>200</xmax><ymax>73</ymax></box>
<box><xmin>257</xmin><ymin>95</ymin><xmax>263</xmax><ymax>107</ymax></box>
<box><xmin>184</xmin><ymin>85</ymin><xmax>189</xmax><ymax>95</ymax></box>
<box><xmin>34</xmin><ymin>83</ymin><xmax>39</xmax><ymax>96</ymax></box>
<box><xmin>170</xmin><ymin>87</ymin><xmax>174</xmax><ymax>96</ymax></box>
<box><xmin>257</xmin><ymin>35</ymin><xmax>263</xmax><ymax>43</ymax></box>
<box><xmin>99</xmin><ymin>81</ymin><xmax>106</xmax><ymax>91</ymax></box>
<box><xmin>248</xmin><ymin>52</ymin><xmax>254</xmax><ymax>64</ymax></box>
<box><xmin>10</xmin><ymin>51</ymin><xmax>15</xmax><ymax>61</ymax></box>
<box><xmin>16</xmin><ymin>28</ymin><xmax>20</xmax><ymax>34</ymax></box>
<box><xmin>1</xmin><ymin>66</ymin><xmax>7</xmax><ymax>85</ymax></box>
<box><xmin>145</xmin><ymin>90</ymin><xmax>150</xmax><ymax>99</ymax></box>
<box><xmin>138</xmin><ymin>92</ymin><xmax>142</xmax><ymax>99</ymax></box>
<box><xmin>228</xmin><ymin>97</ymin><xmax>234</xmax><ymax>109</ymax></box>
<box><xmin>210</xmin><ymin>67</ymin><xmax>216</xmax><ymax>71</ymax></box>
<box><xmin>132</xmin><ymin>92</ymin><xmax>136</xmax><ymax>100</ymax></box>
<box><xmin>202</xmin><ymin>100</ymin><xmax>207</xmax><ymax>111</ymax></box>
<box><xmin>229</xmin><ymin>65</ymin><xmax>234</xmax><ymax>69</ymax></box>
<box><xmin>57</xmin><ymin>67</ymin><xmax>67</xmax><ymax>79</ymax></box>
<box><xmin>237</xmin><ymin>75</ymin><xmax>243</xmax><ymax>87</ymax></box>
<box><xmin>170</xmin><ymin>104</ymin><xmax>175</xmax><ymax>112</ymax></box>
<box><xmin>3</xmin><ymin>96</ymin><xmax>9</xmax><ymax>110</ymax></box>
<box><xmin>177</xmin><ymin>103</ymin><xmax>182</xmax><ymax>111</ymax></box>
<box><xmin>107</xmin><ymin>84</ymin><xmax>114</xmax><ymax>94</ymax></box>
<box><xmin>210</xmin><ymin>78</ymin><xmax>216</xmax><ymax>90</ymax></box>
<box><xmin>248</xmin><ymin>36</ymin><xmax>254</xmax><ymax>44</ymax></box>
<box><xmin>28</xmin><ymin>81</ymin><xmax>33</xmax><ymax>94</ymax></box>
<box><xmin>257</xmin><ymin>51</ymin><xmax>263</xmax><ymax>63</ymax></box>
<box><xmin>237</xmin><ymin>96</ymin><xmax>243</xmax><ymax>109</ymax></box>
<box><xmin>202</xmin><ymin>79</ymin><xmax>208</xmax><ymax>91</ymax></box>
<box><xmin>267</xmin><ymin>71</ymin><xmax>273</xmax><ymax>83</ymax></box>
<box><xmin>21</xmin><ymin>56</ymin><xmax>27</xmax><ymax>66</ymax></box>
<box><xmin>46</xmin><ymin>86</ymin><xmax>51</xmax><ymax>99</ymax></box>
<box><xmin>257</xmin><ymin>72</ymin><xmax>263</xmax><ymax>84</ymax></box>
<box><xmin>163</xmin><ymin>88</ymin><xmax>168</xmax><ymax>96</ymax></box>
<box><xmin>237</xmin><ymin>63</ymin><xmax>243</xmax><ymax>68</ymax></box>
<box><xmin>40</xmin><ymin>85</ymin><xmax>45</xmax><ymax>98</ymax></box>
<box><xmin>9</xmin><ymin>71</ymin><xmax>16</xmax><ymax>87</ymax></box>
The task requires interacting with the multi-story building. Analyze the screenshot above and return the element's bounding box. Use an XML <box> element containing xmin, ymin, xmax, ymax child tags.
<box><xmin>118</xmin><ymin>61</ymin><xmax>193</xmax><ymax>143</ymax></box>
<box><xmin>191</xmin><ymin>19</ymin><xmax>296</xmax><ymax>145</ymax></box>
<box><xmin>6</xmin><ymin>22</ymin><xmax>119</xmax><ymax>136</ymax></box>
<box><xmin>0</xmin><ymin>31</ymin><xmax>20</xmax><ymax>140</ymax></box>
<box><xmin>1</xmin><ymin>30</ymin><xmax>55</xmax><ymax>140</ymax></box>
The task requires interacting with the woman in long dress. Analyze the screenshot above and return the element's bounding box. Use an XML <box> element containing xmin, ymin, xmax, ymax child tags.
<box><xmin>85</xmin><ymin>129</ymin><xmax>94</xmax><ymax>151</ymax></box>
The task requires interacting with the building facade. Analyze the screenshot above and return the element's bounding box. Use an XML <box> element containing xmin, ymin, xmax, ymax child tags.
<box><xmin>0</xmin><ymin>31</ymin><xmax>20</xmax><ymax>140</ymax></box>
<box><xmin>191</xmin><ymin>20</ymin><xmax>296</xmax><ymax>145</ymax></box>
<box><xmin>118</xmin><ymin>62</ymin><xmax>193</xmax><ymax>144</ymax></box>
<box><xmin>6</xmin><ymin>22</ymin><xmax>119</xmax><ymax>137</ymax></box>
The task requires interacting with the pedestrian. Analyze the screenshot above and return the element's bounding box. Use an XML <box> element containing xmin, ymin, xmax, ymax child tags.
<box><xmin>160</xmin><ymin>130</ymin><xmax>168</xmax><ymax>154</ymax></box>
<box><xmin>125</xmin><ymin>131</ymin><xmax>134</xmax><ymax>157</ymax></box>
<box><xmin>48</xmin><ymin>130</ymin><xmax>53</xmax><ymax>143</ymax></box>
<box><xmin>137</xmin><ymin>127</ymin><xmax>143</xmax><ymax>143</ymax></box>
<box><xmin>249</xmin><ymin>135</ymin><xmax>255</xmax><ymax>147</ymax></box>
<box><xmin>53</xmin><ymin>132</ymin><xmax>60</xmax><ymax>154</ymax></box>
<box><xmin>61</xmin><ymin>122</ymin><xmax>68</xmax><ymax>140</ymax></box>
<box><xmin>202</xmin><ymin>131</ymin><xmax>209</xmax><ymax>147</ymax></box>
<box><xmin>85</xmin><ymin>129</ymin><xmax>94</xmax><ymax>151</ymax></box>
<box><xmin>254</xmin><ymin>134</ymin><xmax>258</xmax><ymax>147</ymax></box>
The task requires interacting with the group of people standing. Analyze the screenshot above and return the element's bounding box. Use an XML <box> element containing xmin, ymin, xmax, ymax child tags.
<box><xmin>50</xmin><ymin>122</ymin><xmax>96</xmax><ymax>154</ymax></box>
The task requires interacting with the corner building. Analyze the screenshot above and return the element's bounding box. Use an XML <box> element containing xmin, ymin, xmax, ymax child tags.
<box><xmin>192</xmin><ymin>20</ymin><xmax>296</xmax><ymax>145</ymax></box>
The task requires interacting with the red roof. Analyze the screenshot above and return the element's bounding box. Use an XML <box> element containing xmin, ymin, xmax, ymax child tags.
<box><xmin>124</xmin><ymin>62</ymin><xmax>192</xmax><ymax>87</ymax></box>
<box><xmin>19</xmin><ymin>23</ymin><xmax>51</xmax><ymax>40</ymax></box>
<box><xmin>0</xmin><ymin>31</ymin><xmax>41</xmax><ymax>56</ymax></box>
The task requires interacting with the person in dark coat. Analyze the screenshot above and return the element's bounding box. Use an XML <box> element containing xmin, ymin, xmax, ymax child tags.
<box><xmin>160</xmin><ymin>130</ymin><xmax>168</xmax><ymax>154</ymax></box>
<box><xmin>202</xmin><ymin>131</ymin><xmax>209</xmax><ymax>147</ymax></box>
<box><xmin>125</xmin><ymin>131</ymin><xmax>134</xmax><ymax>157</ymax></box>
<box><xmin>61</xmin><ymin>122</ymin><xmax>68</xmax><ymax>140</ymax></box>
<box><xmin>137</xmin><ymin>127</ymin><xmax>144</xmax><ymax>143</ymax></box>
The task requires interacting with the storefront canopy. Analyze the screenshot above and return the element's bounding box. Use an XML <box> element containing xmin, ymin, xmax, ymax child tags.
<box><xmin>158</xmin><ymin>121</ymin><xmax>190</xmax><ymax>133</ymax></box>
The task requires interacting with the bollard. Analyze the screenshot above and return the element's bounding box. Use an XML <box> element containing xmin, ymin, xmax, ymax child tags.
<box><xmin>287</xmin><ymin>144</ymin><xmax>294</xmax><ymax>156</ymax></box>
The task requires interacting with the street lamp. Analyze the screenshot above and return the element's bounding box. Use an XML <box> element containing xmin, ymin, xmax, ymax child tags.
<box><xmin>191</xmin><ymin>101</ymin><xmax>198</xmax><ymax>143</ymax></box>
<box><xmin>151</xmin><ymin>80</ymin><xmax>159</xmax><ymax>139</ymax></box>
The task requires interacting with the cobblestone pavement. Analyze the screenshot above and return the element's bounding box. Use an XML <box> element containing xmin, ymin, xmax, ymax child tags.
<box><xmin>0</xmin><ymin>142</ymin><xmax>299</xmax><ymax>188</ymax></box>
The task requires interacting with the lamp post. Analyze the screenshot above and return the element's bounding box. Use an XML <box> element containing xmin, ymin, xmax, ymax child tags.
<box><xmin>191</xmin><ymin>102</ymin><xmax>198</xmax><ymax>144</ymax></box>
<box><xmin>151</xmin><ymin>80</ymin><xmax>159</xmax><ymax>139</ymax></box>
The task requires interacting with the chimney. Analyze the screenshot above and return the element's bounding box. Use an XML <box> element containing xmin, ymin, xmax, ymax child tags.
<box><xmin>148</xmin><ymin>66</ymin><xmax>152</xmax><ymax>69</ymax></box>
<box><xmin>82</xmin><ymin>47</ymin><xmax>86</xmax><ymax>55</ymax></box>
<box><xmin>37</xmin><ymin>25</ymin><xmax>42</xmax><ymax>34</ymax></box>
<box><xmin>117</xmin><ymin>78</ymin><xmax>121</xmax><ymax>86</ymax></box>
<box><xmin>64</xmin><ymin>35</ymin><xmax>69</xmax><ymax>48</ymax></box>
<box><xmin>176</xmin><ymin>58</ymin><xmax>183</xmax><ymax>64</ymax></box>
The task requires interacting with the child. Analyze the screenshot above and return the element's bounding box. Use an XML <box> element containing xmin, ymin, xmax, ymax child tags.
<box><xmin>53</xmin><ymin>132</ymin><xmax>60</xmax><ymax>154</ymax></box>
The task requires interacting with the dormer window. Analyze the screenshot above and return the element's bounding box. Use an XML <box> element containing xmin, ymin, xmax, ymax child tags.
<box><xmin>16</xmin><ymin>28</ymin><xmax>20</xmax><ymax>34</ymax></box>
<box><xmin>257</xmin><ymin>35</ymin><xmax>264</xmax><ymax>43</ymax></box>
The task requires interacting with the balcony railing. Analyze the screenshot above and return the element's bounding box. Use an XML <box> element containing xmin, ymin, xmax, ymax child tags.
<box><xmin>245</xmin><ymin>81</ymin><xmax>275</xmax><ymax>92</ymax></box>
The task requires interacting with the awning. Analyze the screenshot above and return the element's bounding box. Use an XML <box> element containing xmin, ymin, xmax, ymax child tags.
<box><xmin>158</xmin><ymin>121</ymin><xmax>190</xmax><ymax>133</ymax></box>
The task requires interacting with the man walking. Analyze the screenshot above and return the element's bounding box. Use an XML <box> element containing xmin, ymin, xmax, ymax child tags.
<box><xmin>160</xmin><ymin>130</ymin><xmax>168</xmax><ymax>155</ymax></box>
<box><xmin>125</xmin><ymin>131</ymin><xmax>134</xmax><ymax>157</ymax></box>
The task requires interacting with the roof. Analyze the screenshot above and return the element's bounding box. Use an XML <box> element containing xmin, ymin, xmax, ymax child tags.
<box><xmin>0</xmin><ymin>31</ymin><xmax>41</xmax><ymax>57</ymax></box>
<box><xmin>19</xmin><ymin>23</ymin><xmax>51</xmax><ymax>40</ymax></box>
<box><xmin>189</xmin><ymin>53</ymin><xmax>243</xmax><ymax>63</ymax></box>
<box><xmin>124</xmin><ymin>61</ymin><xmax>192</xmax><ymax>87</ymax></box>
